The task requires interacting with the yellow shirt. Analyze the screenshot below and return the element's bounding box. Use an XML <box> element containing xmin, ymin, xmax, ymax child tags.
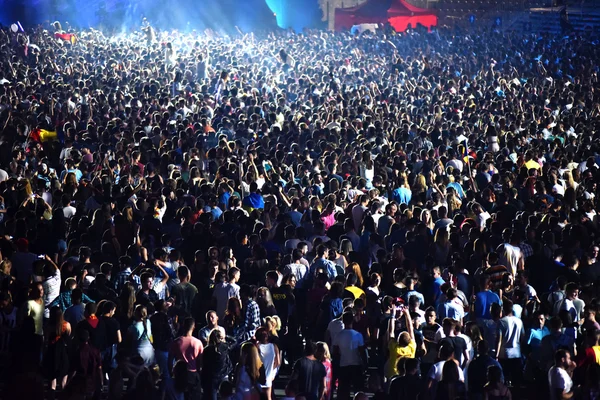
<box><xmin>592</xmin><ymin>346</ymin><xmax>600</xmax><ymax>364</ymax></box>
<box><xmin>524</xmin><ymin>160</ymin><xmax>541</xmax><ymax>170</ymax></box>
<box><xmin>386</xmin><ymin>339</ymin><xmax>416</xmax><ymax>378</ymax></box>
<box><xmin>345</xmin><ymin>285</ymin><xmax>365</xmax><ymax>299</ymax></box>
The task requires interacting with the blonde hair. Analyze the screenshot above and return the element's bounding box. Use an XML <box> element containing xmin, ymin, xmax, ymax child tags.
<box><xmin>23</xmin><ymin>179</ymin><xmax>33</xmax><ymax>197</ymax></box>
<box><xmin>265</xmin><ymin>315</ymin><xmax>282</xmax><ymax>335</ymax></box>
<box><xmin>563</xmin><ymin>170</ymin><xmax>576</xmax><ymax>189</ymax></box>
<box><xmin>434</xmin><ymin>228</ymin><xmax>449</xmax><ymax>246</ymax></box>
<box><xmin>346</xmin><ymin>262</ymin><xmax>364</xmax><ymax>287</ymax></box>
<box><xmin>315</xmin><ymin>342</ymin><xmax>331</xmax><ymax>362</ymax></box>
<box><xmin>0</xmin><ymin>260</ymin><xmax>11</xmax><ymax>275</ymax></box>
<box><xmin>421</xmin><ymin>209</ymin><xmax>434</xmax><ymax>230</ymax></box>
<box><xmin>413</xmin><ymin>174</ymin><xmax>427</xmax><ymax>194</ymax></box>
<box><xmin>241</xmin><ymin>342</ymin><xmax>263</xmax><ymax>383</ymax></box>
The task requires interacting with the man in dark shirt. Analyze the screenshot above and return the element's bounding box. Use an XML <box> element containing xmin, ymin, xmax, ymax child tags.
<box><xmin>135</xmin><ymin>271</ymin><xmax>160</xmax><ymax>310</ymax></box>
<box><xmin>75</xmin><ymin>302</ymin><xmax>107</xmax><ymax>352</ymax></box>
<box><xmin>467</xmin><ymin>340</ymin><xmax>504</xmax><ymax>398</ymax></box>
<box><xmin>150</xmin><ymin>300</ymin><xmax>175</xmax><ymax>380</ymax></box>
<box><xmin>388</xmin><ymin>357</ymin><xmax>422</xmax><ymax>400</ymax></box>
<box><xmin>170</xmin><ymin>266</ymin><xmax>198</xmax><ymax>317</ymax></box>
<box><xmin>438</xmin><ymin>318</ymin><xmax>469</xmax><ymax>368</ymax></box>
<box><xmin>291</xmin><ymin>341</ymin><xmax>326</xmax><ymax>400</ymax></box>
<box><xmin>266</xmin><ymin>270</ymin><xmax>295</xmax><ymax>331</ymax></box>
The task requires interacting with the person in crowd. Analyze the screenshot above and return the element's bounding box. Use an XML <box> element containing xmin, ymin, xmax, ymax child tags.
<box><xmin>467</xmin><ymin>340</ymin><xmax>503</xmax><ymax>400</ymax></box>
<box><xmin>291</xmin><ymin>341</ymin><xmax>326</xmax><ymax>400</ymax></box>
<box><xmin>163</xmin><ymin>360</ymin><xmax>191</xmax><ymax>400</ymax></box>
<box><xmin>198</xmin><ymin>310</ymin><xmax>226</xmax><ymax>345</ymax></box>
<box><xmin>128</xmin><ymin>304</ymin><xmax>155</xmax><ymax>367</ymax></box>
<box><xmin>385</xmin><ymin>307</ymin><xmax>416</xmax><ymax>378</ymax></box>
<box><xmin>201</xmin><ymin>329</ymin><xmax>232</xmax><ymax>400</ymax></box>
<box><xmin>169</xmin><ymin>317</ymin><xmax>203</xmax><ymax>400</ymax></box>
<box><xmin>548</xmin><ymin>349</ymin><xmax>576</xmax><ymax>400</ymax></box>
<box><xmin>43</xmin><ymin>306</ymin><xmax>71</xmax><ymax>396</ymax></box>
<box><xmin>171</xmin><ymin>266</ymin><xmax>198</xmax><ymax>317</ymax></box>
<box><xmin>150</xmin><ymin>299</ymin><xmax>175</xmax><ymax>380</ymax></box>
<box><xmin>256</xmin><ymin>327</ymin><xmax>280</xmax><ymax>400</ymax></box>
<box><xmin>481</xmin><ymin>366</ymin><xmax>511</xmax><ymax>400</ymax></box>
<box><xmin>496</xmin><ymin>300</ymin><xmax>525</xmax><ymax>386</ymax></box>
<box><xmin>435</xmin><ymin>360</ymin><xmax>467</xmax><ymax>400</ymax></box>
<box><xmin>333</xmin><ymin>310</ymin><xmax>367</xmax><ymax>400</ymax></box>
<box><xmin>233</xmin><ymin>341</ymin><xmax>266</xmax><ymax>400</ymax></box>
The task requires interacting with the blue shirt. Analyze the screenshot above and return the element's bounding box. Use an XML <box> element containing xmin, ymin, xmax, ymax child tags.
<box><xmin>437</xmin><ymin>301</ymin><xmax>465</xmax><ymax>322</ymax></box>
<box><xmin>242</xmin><ymin>193</ymin><xmax>264</xmax><ymax>210</ymax></box>
<box><xmin>219</xmin><ymin>192</ymin><xmax>231</xmax><ymax>208</ymax></box>
<box><xmin>288</xmin><ymin>210</ymin><xmax>303</xmax><ymax>227</ymax></box>
<box><xmin>527</xmin><ymin>326</ymin><xmax>550</xmax><ymax>358</ymax></box>
<box><xmin>392</xmin><ymin>187</ymin><xmax>412</xmax><ymax>205</ymax></box>
<box><xmin>447</xmin><ymin>182</ymin><xmax>465</xmax><ymax>199</ymax></box>
<box><xmin>403</xmin><ymin>290</ymin><xmax>425</xmax><ymax>306</ymax></box>
<box><xmin>474</xmin><ymin>290</ymin><xmax>501</xmax><ymax>320</ymax></box>
<box><xmin>433</xmin><ymin>277</ymin><xmax>446</xmax><ymax>304</ymax></box>
<box><xmin>309</xmin><ymin>257</ymin><xmax>338</xmax><ymax>282</ymax></box>
<box><xmin>210</xmin><ymin>206</ymin><xmax>223</xmax><ymax>220</ymax></box>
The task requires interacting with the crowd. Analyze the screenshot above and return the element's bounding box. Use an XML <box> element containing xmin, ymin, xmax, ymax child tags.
<box><xmin>0</xmin><ymin>16</ymin><xmax>599</xmax><ymax>400</ymax></box>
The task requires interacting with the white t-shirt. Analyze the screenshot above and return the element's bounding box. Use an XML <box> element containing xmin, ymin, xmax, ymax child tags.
<box><xmin>477</xmin><ymin>211</ymin><xmax>491</xmax><ymax>231</ymax></box>
<box><xmin>548</xmin><ymin>366</ymin><xmax>572</xmax><ymax>400</ymax></box>
<box><xmin>326</xmin><ymin>319</ymin><xmax>344</xmax><ymax>344</ymax></box>
<box><xmin>428</xmin><ymin>360</ymin><xmax>465</xmax><ymax>382</ymax></box>
<box><xmin>502</xmin><ymin>243</ymin><xmax>523</xmax><ymax>276</ymax></box>
<box><xmin>333</xmin><ymin>329</ymin><xmax>364</xmax><ymax>367</ymax></box>
<box><xmin>498</xmin><ymin>315</ymin><xmax>524</xmax><ymax>359</ymax></box>
<box><xmin>63</xmin><ymin>205</ymin><xmax>77</xmax><ymax>219</ymax></box>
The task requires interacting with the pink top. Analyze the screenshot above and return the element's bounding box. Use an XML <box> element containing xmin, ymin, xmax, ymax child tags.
<box><xmin>323</xmin><ymin>359</ymin><xmax>333</xmax><ymax>400</ymax></box>
<box><xmin>170</xmin><ymin>336</ymin><xmax>204</xmax><ymax>372</ymax></box>
<box><xmin>321</xmin><ymin>211</ymin><xmax>336</xmax><ymax>230</ymax></box>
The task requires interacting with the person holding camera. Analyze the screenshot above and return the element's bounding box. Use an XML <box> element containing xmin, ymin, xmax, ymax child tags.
<box><xmin>384</xmin><ymin>306</ymin><xmax>416</xmax><ymax>379</ymax></box>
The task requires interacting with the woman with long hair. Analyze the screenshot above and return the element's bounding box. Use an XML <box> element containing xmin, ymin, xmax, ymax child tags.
<box><xmin>256</xmin><ymin>287</ymin><xmax>277</xmax><ymax>320</ymax></box>
<box><xmin>115</xmin><ymin>206</ymin><xmax>138</xmax><ymax>251</ymax></box>
<box><xmin>345</xmin><ymin>262</ymin><xmax>365</xmax><ymax>287</ymax></box>
<box><xmin>223</xmin><ymin>297</ymin><xmax>244</xmax><ymax>340</ymax></box>
<box><xmin>340</xmin><ymin>239</ymin><xmax>353</xmax><ymax>259</ymax></box>
<box><xmin>315</xmin><ymin>342</ymin><xmax>333</xmax><ymax>400</ymax></box>
<box><xmin>421</xmin><ymin>209</ymin><xmax>435</xmax><ymax>234</ymax></box>
<box><xmin>264</xmin><ymin>316</ymin><xmax>282</xmax><ymax>344</ymax></box>
<box><xmin>234</xmin><ymin>342</ymin><xmax>266</xmax><ymax>400</ymax></box>
<box><xmin>127</xmin><ymin>305</ymin><xmax>154</xmax><ymax>367</ymax></box>
<box><xmin>116</xmin><ymin>282</ymin><xmax>136</xmax><ymax>332</ymax></box>
<box><xmin>412</xmin><ymin>174</ymin><xmax>427</xmax><ymax>200</ymax></box>
<box><xmin>359</xmin><ymin>215</ymin><xmax>376</xmax><ymax>254</ymax></box>
<box><xmin>465</xmin><ymin>321</ymin><xmax>483</xmax><ymax>359</ymax></box>
<box><xmin>256</xmin><ymin>328</ymin><xmax>280</xmax><ymax>400</ymax></box>
<box><xmin>470</xmin><ymin>238</ymin><xmax>488</xmax><ymax>276</ymax></box>
<box><xmin>44</xmin><ymin>306</ymin><xmax>71</xmax><ymax>393</ymax></box>
<box><xmin>201</xmin><ymin>329</ymin><xmax>232</xmax><ymax>400</ymax></box>
<box><xmin>430</xmin><ymin>228</ymin><xmax>451</xmax><ymax>267</ymax></box>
